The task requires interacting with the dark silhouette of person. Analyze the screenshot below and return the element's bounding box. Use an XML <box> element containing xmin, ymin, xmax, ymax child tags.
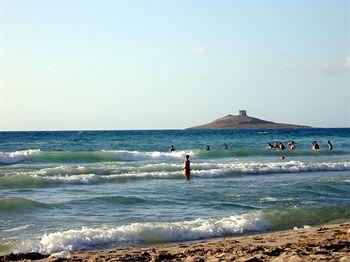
<box><xmin>312</xmin><ymin>141</ymin><xmax>320</xmax><ymax>150</ymax></box>
<box><xmin>327</xmin><ymin>140</ymin><xmax>333</xmax><ymax>150</ymax></box>
<box><xmin>279</xmin><ymin>143</ymin><xmax>286</xmax><ymax>151</ymax></box>
<box><xmin>183</xmin><ymin>155</ymin><xmax>191</xmax><ymax>180</ymax></box>
<box><xmin>288</xmin><ymin>141</ymin><xmax>296</xmax><ymax>150</ymax></box>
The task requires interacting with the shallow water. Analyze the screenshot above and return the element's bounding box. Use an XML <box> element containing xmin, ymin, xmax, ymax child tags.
<box><xmin>0</xmin><ymin>129</ymin><xmax>349</xmax><ymax>254</ymax></box>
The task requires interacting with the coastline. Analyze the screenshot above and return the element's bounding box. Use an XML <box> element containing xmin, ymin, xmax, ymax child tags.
<box><xmin>2</xmin><ymin>222</ymin><xmax>349</xmax><ymax>261</ymax></box>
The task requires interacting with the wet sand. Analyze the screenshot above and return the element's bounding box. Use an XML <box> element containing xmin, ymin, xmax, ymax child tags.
<box><xmin>1</xmin><ymin>222</ymin><xmax>349</xmax><ymax>261</ymax></box>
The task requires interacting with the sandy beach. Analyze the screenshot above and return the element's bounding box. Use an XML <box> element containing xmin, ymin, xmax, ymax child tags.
<box><xmin>1</xmin><ymin>222</ymin><xmax>349</xmax><ymax>261</ymax></box>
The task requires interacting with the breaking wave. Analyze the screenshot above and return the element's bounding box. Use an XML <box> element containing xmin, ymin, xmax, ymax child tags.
<box><xmin>0</xmin><ymin>198</ymin><xmax>47</xmax><ymax>212</ymax></box>
<box><xmin>0</xmin><ymin>148</ymin><xmax>346</xmax><ymax>165</ymax></box>
<box><xmin>1</xmin><ymin>161</ymin><xmax>349</xmax><ymax>188</ymax></box>
<box><xmin>0</xmin><ymin>150</ymin><xmax>40</xmax><ymax>165</ymax></box>
<box><xmin>16</xmin><ymin>205</ymin><xmax>350</xmax><ymax>254</ymax></box>
<box><xmin>0</xmin><ymin>150</ymin><xmax>193</xmax><ymax>165</ymax></box>
<box><xmin>17</xmin><ymin>212</ymin><xmax>269</xmax><ymax>253</ymax></box>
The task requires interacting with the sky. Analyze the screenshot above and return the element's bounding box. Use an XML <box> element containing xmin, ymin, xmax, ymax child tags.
<box><xmin>1</xmin><ymin>0</ymin><xmax>349</xmax><ymax>131</ymax></box>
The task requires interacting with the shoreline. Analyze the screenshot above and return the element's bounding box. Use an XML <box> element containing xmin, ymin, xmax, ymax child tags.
<box><xmin>2</xmin><ymin>222</ymin><xmax>349</xmax><ymax>261</ymax></box>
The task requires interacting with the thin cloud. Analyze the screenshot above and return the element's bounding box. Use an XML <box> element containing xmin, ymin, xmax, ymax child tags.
<box><xmin>279</xmin><ymin>58</ymin><xmax>350</xmax><ymax>76</ymax></box>
<box><xmin>310</xmin><ymin>58</ymin><xmax>350</xmax><ymax>75</ymax></box>
<box><xmin>191</xmin><ymin>46</ymin><xmax>208</xmax><ymax>56</ymax></box>
<box><xmin>279</xmin><ymin>65</ymin><xmax>301</xmax><ymax>72</ymax></box>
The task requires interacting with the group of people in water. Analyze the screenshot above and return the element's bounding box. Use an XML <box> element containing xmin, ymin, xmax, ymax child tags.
<box><xmin>267</xmin><ymin>140</ymin><xmax>333</xmax><ymax>151</ymax></box>
<box><xmin>171</xmin><ymin>140</ymin><xmax>333</xmax><ymax>154</ymax></box>
<box><xmin>171</xmin><ymin>144</ymin><xmax>230</xmax><ymax>181</ymax></box>
<box><xmin>170</xmin><ymin>144</ymin><xmax>228</xmax><ymax>152</ymax></box>
<box><xmin>171</xmin><ymin>140</ymin><xmax>334</xmax><ymax>181</ymax></box>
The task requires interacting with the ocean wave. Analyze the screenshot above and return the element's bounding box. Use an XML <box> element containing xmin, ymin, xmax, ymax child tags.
<box><xmin>1</xmin><ymin>161</ymin><xmax>349</xmax><ymax>188</ymax></box>
<box><xmin>16</xmin><ymin>204</ymin><xmax>350</xmax><ymax>254</ymax></box>
<box><xmin>0</xmin><ymin>173</ymin><xmax>99</xmax><ymax>188</ymax></box>
<box><xmin>192</xmin><ymin>160</ymin><xmax>350</xmax><ymax>176</ymax></box>
<box><xmin>3</xmin><ymin>225</ymin><xmax>34</xmax><ymax>232</ymax></box>
<box><xmin>68</xmin><ymin>195</ymin><xmax>147</xmax><ymax>205</ymax></box>
<box><xmin>1</xmin><ymin>148</ymin><xmax>347</xmax><ymax>165</ymax></box>
<box><xmin>0</xmin><ymin>149</ymin><xmax>40</xmax><ymax>165</ymax></box>
<box><xmin>0</xmin><ymin>150</ymin><xmax>193</xmax><ymax>165</ymax></box>
<box><xmin>0</xmin><ymin>195</ymin><xmax>147</xmax><ymax>214</ymax></box>
<box><xmin>17</xmin><ymin>212</ymin><xmax>268</xmax><ymax>253</ymax></box>
<box><xmin>102</xmin><ymin>150</ymin><xmax>194</xmax><ymax>161</ymax></box>
<box><xmin>0</xmin><ymin>198</ymin><xmax>47</xmax><ymax>212</ymax></box>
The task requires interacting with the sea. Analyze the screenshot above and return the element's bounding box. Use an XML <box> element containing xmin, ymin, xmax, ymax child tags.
<box><xmin>0</xmin><ymin>128</ymin><xmax>349</xmax><ymax>255</ymax></box>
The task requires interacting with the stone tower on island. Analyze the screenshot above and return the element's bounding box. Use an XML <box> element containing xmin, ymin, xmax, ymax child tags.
<box><xmin>187</xmin><ymin>109</ymin><xmax>310</xmax><ymax>129</ymax></box>
<box><xmin>239</xmin><ymin>110</ymin><xmax>247</xmax><ymax>116</ymax></box>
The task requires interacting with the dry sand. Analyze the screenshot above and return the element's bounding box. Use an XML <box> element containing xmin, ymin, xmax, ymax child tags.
<box><xmin>1</xmin><ymin>222</ymin><xmax>349</xmax><ymax>261</ymax></box>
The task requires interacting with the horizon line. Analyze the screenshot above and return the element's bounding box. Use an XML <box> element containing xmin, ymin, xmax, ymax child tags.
<box><xmin>2</xmin><ymin>126</ymin><xmax>350</xmax><ymax>132</ymax></box>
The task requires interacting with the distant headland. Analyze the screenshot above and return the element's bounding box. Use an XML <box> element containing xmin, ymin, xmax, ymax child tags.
<box><xmin>187</xmin><ymin>110</ymin><xmax>310</xmax><ymax>129</ymax></box>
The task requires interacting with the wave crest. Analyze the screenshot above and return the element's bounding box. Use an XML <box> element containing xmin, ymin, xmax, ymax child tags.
<box><xmin>16</xmin><ymin>204</ymin><xmax>350</xmax><ymax>253</ymax></box>
<box><xmin>1</xmin><ymin>161</ymin><xmax>349</xmax><ymax>188</ymax></box>
<box><xmin>17</xmin><ymin>212</ymin><xmax>268</xmax><ymax>253</ymax></box>
<box><xmin>0</xmin><ymin>149</ymin><xmax>40</xmax><ymax>165</ymax></box>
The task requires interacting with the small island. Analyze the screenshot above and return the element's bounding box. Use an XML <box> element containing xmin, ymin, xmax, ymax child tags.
<box><xmin>187</xmin><ymin>110</ymin><xmax>310</xmax><ymax>129</ymax></box>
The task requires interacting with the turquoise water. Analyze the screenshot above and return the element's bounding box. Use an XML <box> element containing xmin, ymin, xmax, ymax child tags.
<box><xmin>0</xmin><ymin>129</ymin><xmax>349</xmax><ymax>254</ymax></box>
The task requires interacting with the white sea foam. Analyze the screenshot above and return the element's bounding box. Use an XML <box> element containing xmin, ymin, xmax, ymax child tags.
<box><xmin>3</xmin><ymin>224</ymin><xmax>33</xmax><ymax>232</ymax></box>
<box><xmin>260</xmin><ymin>197</ymin><xmax>278</xmax><ymax>202</ymax></box>
<box><xmin>2</xmin><ymin>173</ymin><xmax>99</xmax><ymax>185</ymax></box>
<box><xmin>293</xmin><ymin>225</ymin><xmax>311</xmax><ymax>230</ymax></box>
<box><xmin>4</xmin><ymin>160</ymin><xmax>349</xmax><ymax>186</ymax></box>
<box><xmin>17</xmin><ymin>212</ymin><xmax>269</xmax><ymax>253</ymax></box>
<box><xmin>192</xmin><ymin>160</ymin><xmax>350</xmax><ymax>176</ymax></box>
<box><xmin>103</xmin><ymin>171</ymin><xmax>181</xmax><ymax>179</ymax></box>
<box><xmin>43</xmin><ymin>174</ymin><xmax>98</xmax><ymax>184</ymax></box>
<box><xmin>0</xmin><ymin>149</ymin><xmax>40</xmax><ymax>164</ymax></box>
<box><xmin>102</xmin><ymin>150</ymin><xmax>195</xmax><ymax>161</ymax></box>
<box><xmin>50</xmin><ymin>251</ymin><xmax>71</xmax><ymax>259</ymax></box>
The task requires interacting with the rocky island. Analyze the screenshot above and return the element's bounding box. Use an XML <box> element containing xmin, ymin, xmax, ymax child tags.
<box><xmin>188</xmin><ymin>110</ymin><xmax>310</xmax><ymax>129</ymax></box>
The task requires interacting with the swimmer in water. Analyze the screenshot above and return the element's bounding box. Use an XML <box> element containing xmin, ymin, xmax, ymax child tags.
<box><xmin>205</xmin><ymin>145</ymin><xmax>211</xmax><ymax>151</ymax></box>
<box><xmin>288</xmin><ymin>141</ymin><xmax>296</xmax><ymax>150</ymax></box>
<box><xmin>169</xmin><ymin>145</ymin><xmax>175</xmax><ymax>152</ymax></box>
<box><xmin>279</xmin><ymin>142</ymin><xmax>286</xmax><ymax>151</ymax></box>
<box><xmin>183</xmin><ymin>155</ymin><xmax>191</xmax><ymax>180</ymax></box>
<box><xmin>223</xmin><ymin>143</ymin><xmax>228</xmax><ymax>150</ymax></box>
<box><xmin>327</xmin><ymin>140</ymin><xmax>333</xmax><ymax>150</ymax></box>
<box><xmin>267</xmin><ymin>143</ymin><xmax>274</xmax><ymax>149</ymax></box>
<box><xmin>312</xmin><ymin>141</ymin><xmax>320</xmax><ymax>150</ymax></box>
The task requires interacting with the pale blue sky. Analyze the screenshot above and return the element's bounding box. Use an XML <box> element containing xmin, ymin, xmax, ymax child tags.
<box><xmin>1</xmin><ymin>1</ymin><xmax>349</xmax><ymax>130</ymax></box>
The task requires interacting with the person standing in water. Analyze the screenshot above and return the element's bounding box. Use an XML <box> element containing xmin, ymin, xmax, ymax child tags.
<box><xmin>327</xmin><ymin>140</ymin><xmax>333</xmax><ymax>150</ymax></box>
<box><xmin>183</xmin><ymin>155</ymin><xmax>191</xmax><ymax>180</ymax></box>
<box><xmin>312</xmin><ymin>141</ymin><xmax>320</xmax><ymax>150</ymax></box>
<box><xmin>169</xmin><ymin>145</ymin><xmax>175</xmax><ymax>152</ymax></box>
<box><xmin>288</xmin><ymin>141</ymin><xmax>296</xmax><ymax>150</ymax></box>
<box><xmin>223</xmin><ymin>143</ymin><xmax>228</xmax><ymax>150</ymax></box>
<box><xmin>279</xmin><ymin>142</ymin><xmax>286</xmax><ymax>151</ymax></box>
